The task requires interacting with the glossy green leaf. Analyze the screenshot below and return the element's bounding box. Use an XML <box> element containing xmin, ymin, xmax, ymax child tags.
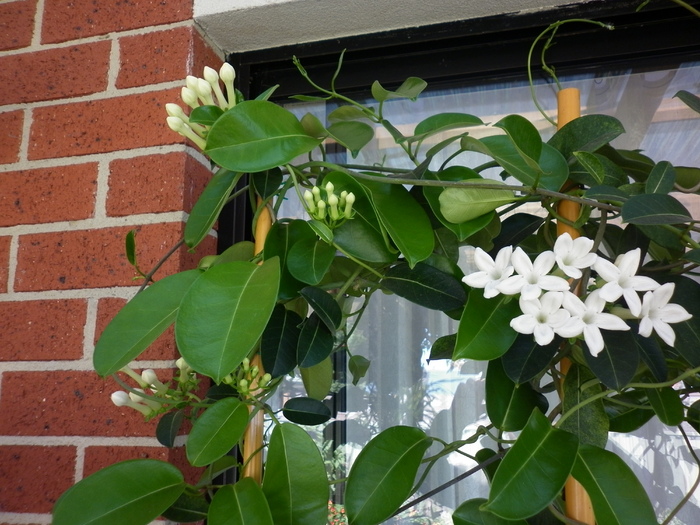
<box><xmin>439</xmin><ymin>180</ymin><xmax>515</xmax><ymax>224</ymax></box>
<box><xmin>176</xmin><ymin>259</ymin><xmax>280</xmax><ymax>383</ymax></box>
<box><xmin>264</xmin><ymin>220</ymin><xmax>316</xmax><ymax>299</ymax></box>
<box><xmin>486</xmin><ymin>359</ymin><xmax>548</xmax><ymax>432</ymax></box>
<box><xmin>283</xmin><ymin>397</ymin><xmax>332</xmax><ymax>425</ymax></box>
<box><xmin>572</xmin><ymin>445</ymin><xmax>657</xmax><ymax>525</ymax></box>
<box><xmin>560</xmin><ymin>364</ymin><xmax>608</xmax><ymax>448</ymax></box>
<box><xmin>371</xmin><ymin>77</ymin><xmax>427</xmax><ymax>102</ymax></box>
<box><xmin>328</xmin><ymin>121</ymin><xmax>375</xmax><ymax>156</ymax></box>
<box><xmin>208</xmin><ymin>478</ymin><xmax>274</xmax><ymax>525</ymax></box>
<box><xmin>583</xmin><ymin>329</ymin><xmax>639</xmax><ymax>390</ymax></box>
<box><xmin>621</xmin><ymin>193</ymin><xmax>691</xmax><ymax>225</ymax></box>
<box><xmin>185</xmin><ymin>169</ymin><xmax>242</xmax><ymax>248</ymax></box>
<box><xmin>682</xmin><ymin>248</ymin><xmax>700</xmax><ymax>264</ymax></box>
<box><xmin>675</xmin><ymin>89</ymin><xmax>700</xmax><ymax>114</ymax></box>
<box><xmin>328</xmin><ymin>105</ymin><xmax>371</xmax><ymax>122</ymax></box>
<box><xmin>688</xmin><ymin>400</ymin><xmax>700</xmax><ymax>433</ymax></box>
<box><xmin>646</xmin><ymin>382</ymin><xmax>684</xmax><ymax>426</ymax></box>
<box><xmin>571</xmin><ymin>151</ymin><xmax>628</xmax><ymax>187</ymax></box>
<box><xmin>287</xmin><ymin>239</ymin><xmax>335</xmax><ymax>285</ymax></box>
<box><xmin>156</xmin><ymin>410</ymin><xmax>184</xmax><ymax>448</ymax></box>
<box><xmin>300</xmin><ymin>112</ymin><xmax>328</xmax><ymax>139</ymax></box>
<box><xmin>429</xmin><ymin>333</ymin><xmax>456</xmax><ymax>360</ymax></box>
<box><xmin>300</xmin><ymin>356</ymin><xmax>333</xmax><ymax>400</ymax></box>
<box><xmin>162</xmin><ymin>491</ymin><xmax>209</xmax><ymax>523</ymax></box>
<box><xmin>53</xmin><ymin>459</ymin><xmax>184</xmax><ymax>525</ymax></box>
<box><xmin>490</xmin><ymin>213</ymin><xmax>544</xmax><ymax>255</ymax></box>
<box><xmin>604</xmin><ymin>390</ymin><xmax>654</xmax><ymax>433</ymax></box>
<box><xmin>186</xmin><ymin>397</ymin><xmax>249</xmax><ymax>466</ymax></box>
<box><xmin>261</xmin><ymin>304</ymin><xmax>303</xmax><ymax>378</ymax></box>
<box><xmin>483</xmin><ymin>410</ymin><xmax>578</xmax><ymax>520</ymax></box>
<box><xmin>676</xmin><ymin>165</ymin><xmax>700</xmax><ymax>191</ymax></box>
<box><xmin>494</xmin><ymin>114</ymin><xmax>542</xmax><ymax>161</ymax></box>
<box><xmin>349</xmin><ymin>355</ymin><xmax>371</xmax><ymax>385</ymax></box>
<box><xmin>252</xmin><ymin>168</ymin><xmax>284</xmax><ymax>200</ymax></box>
<box><xmin>213</xmin><ymin>241</ymin><xmax>255</xmax><ymax>266</ymax></box>
<box><xmin>300</xmin><ymin>286</ymin><xmax>342</xmax><ymax>331</ymax></box>
<box><xmin>660</xmin><ymin>276</ymin><xmax>700</xmax><ymax>366</ymax></box>
<box><xmin>475</xmin><ymin>448</ymin><xmax>501</xmax><ymax>484</ymax></box>
<box><xmin>548</xmin><ymin>114</ymin><xmax>625</xmax><ymax>161</ymax></box>
<box><xmin>346</xmin><ymin>426</ymin><xmax>432</xmax><ymax>525</ymax></box>
<box><xmin>381</xmin><ymin>262</ymin><xmax>466</xmax><ymax>311</ymax></box>
<box><xmin>585</xmin><ymin>184</ymin><xmax>629</xmax><ymax>204</ymax></box>
<box><xmin>190</xmin><ymin>105</ymin><xmax>224</xmax><ymax>125</ymax></box>
<box><xmin>360</xmin><ymin>178</ymin><xmax>434</xmax><ymax>267</ymax></box>
<box><xmin>453</xmin><ymin>498</ymin><xmax>528</xmax><ymax>525</ymax></box>
<box><xmin>454</xmin><ymin>292</ymin><xmax>520</xmax><ymax>360</ymax></box>
<box><xmin>645</xmin><ymin>160</ymin><xmax>676</xmax><ymax>194</ymax></box>
<box><xmin>94</xmin><ymin>269</ymin><xmax>201</xmax><ymax>376</ymax></box>
<box><xmin>206</xmin><ymin>100</ymin><xmax>323</xmax><ymax>172</ymax></box>
<box><xmin>297</xmin><ymin>313</ymin><xmax>334</xmax><ymax>368</ymax></box>
<box><xmin>262</xmin><ymin>423</ymin><xmax>329</xmax><ymax>525</ymax></box>
<box><xmin>125</xmin><ymin>229</ymin><xmax>137</xmax><ymax>266</ymax></box>
<box><xmin>411</xmin><ymin>112</ymin><xmax>483</xmax><ymax>142</ymax></box>
<box><xmin>634</xmin><ymin>332</ymin><xmax>667</xmax><ymax>382</ymax></box>
<box><xmin>501</xmin><ymin>333</ymin><xmax>558</xmax><ymax>383</ymax></box>
<box><xmin>308</xmin><ymin>219</ymin><xmax>334</xmax><ymax>244</ymax></box>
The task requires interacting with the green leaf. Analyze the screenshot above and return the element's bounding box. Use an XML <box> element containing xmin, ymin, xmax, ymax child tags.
<box><xmin>360</xmin><ymin>178</ymin><xmax>434</xmax><ymax>267</ymax></box>
<box><xmin>125</xmin><ymin>229</ymin><xmax>137</xmax><ymax>266</ymax></box>
<box><xmin>185</xmin><ymin>169</ymin><xmax>242</xmax><ymax>248</ymax></box>
<box><xmin>287</xmin><ymin>239</ymin><xmax>335</xmax><ymax>285</ymax></box>
<box><xmin>186</xmin><ymin>397</ymin><xmax>250</xmax><ymax>466</ymax></box>
<box><xmin>583</xmin><ymin>329</ymin><xmax>639</xmax><ymax>390</ymax></box>
<box><xmin>645</xmin><ymin>160</ymin><xmax>676</xmax><ymax>194</ymax></box>
<box><xmin>501</xmin><ymin>333</ymin><xmax>558</xmax><ymax>384</ymax></box>
<box><xmin>548</xmin><ymin>114</ymin><xmax>625</xmax><ymax>161</ymax></box>
<box><xmin>327</xmin><ymin>121</ymin><xmax>375</xmax><ymax>157</ymax></box>
<box><xmin>213</xmin><ymin>241</ymin><xmax>255</xmax><ymax>266</ymax></box>
<box><xmin>371</xmin><ymin>77</ymin><xmax>427</xmax><ymax>102</ymax></box>
<box><xmin>585</xmin><ymin>185</ymin><xmax>629</xmax><ymax>205</ymax></box>
<box><xmin>429</xmin><ymin>333</ymin><xmax>456</xmax><ymax>360</ymax></box>
<box><xmin>490</xmin><ymin>213</ymin><xmax>544</xmax><ymax>255</ymax></box>
<box><xmin>494</xmin><ymin>114</ymin><xmax>542</xmax><ymax>161</ymax></box>
<box><xmin>206</xmin><ymin>100</ymin><xmax>323</xmax><ymax>172</ymax></box>
<box><xmin>346</xmin><ymin>426</ymin><xmax>432</xmax><ymax>525</ymax></box>
<box><xmin>262</xmin><ymin>423</ymin><xmax>329</xmax><ymax>525</ymax></box>
<box><xmin>252</xmin><ymin>168</ymin><xmax>284</xmax><ymax>200</ymax></box>
<box><xmin>604</xmin><ymin>390</ymin><xmax>654</xmax><ymax>433</ymax></box>
<box><xmin>94</xmin><ymin>270</ymin><xmax>201</xmax><ymax>376</ymax></box>
<box><xmin>483</xmin><ymin>410</ymin><xmax>578</xmax><ymax>520</ymax></box>
<box><xmin>381</xmin><ymin>262</ymin><xmax>466</xmax><ymax>311</ymax></box>
<box><xmin>52</xmin><ymin>459</ymin><xmax>184</xmax><ymax>525</ymax></box>
<box><xmin>328</xmin><ymin>105</ymin><xmax>371</xmax><ymax>122</ymax></box>
<box><xmin>572</xmin><ymin>445</ymin><xmax>657</xmax><ymax>525</ymax></box>
<box><xmin>308</xmin><ymin>219</ymin><xmax>334</xmax><ymax>244</ymax></box>
<box><xmin>349</xmin><ymin>355</ymin><xmax>370</xmax><ymax>385</ymax></box>
<box><xmin>572</xmin><ymin>151</ymin><xmax>628</xmax><ymax>187</ymax></box>
<box><xmin>634</xmin><ymin>332</ymin><xmax>667</xmax><ymax>382</ymax></box>
<box><xmin>682</xmin><ymin>248</ymin><xmax>700</xmax><ymax>264</ymax></box>
<box><xmin>162</xmin><ymin>490</ymin><xmax>209</xmax><ymax>523</ymax></box>
<box><xmin>300</xmin><ymin>286</ymin><xmax>342</xmax><ymax>331</ymax></box>
<box><xmin>621</xmin><ymin>193</ymin><xmax>691</xmax><ymax>225</ymax></box>
<box><xmin>176</xmin><ymin>259</ymin><xmax>280</xmax><ymax>383</ymax></box>
<box><xmin>208</xmin><ymin>478</ymin><xmax>274</xmax><ymax>525</ymax></box>
<box><xmin>156</xmin><ymin>410</ymin><xmax>184</xmax><ymax>448</ymax></box>
<box><xmin>560</xmin><ymin>364</ymin><xmax>608</xmax><ymax>448</ymax></box>
<box><xmin>453</xmin><ymin>498</ymin><xmax>528</xmax><ymax>525</ymax></box>
<box><xmin>646</xmin><ymin>382</ymin><xmax>684</xmax><ymax>426</ymax></box>
<box><xmin>439</xmin><ymin>180</ymin><xmax>515</xmax><ymax>224</ymax></box>
<box><xmin>297</xmin><ymin>314</ymin><xmax>334</xmax><ymax>368</ymax></box>
<box><xmin>190</xmin><ymin>105</ymin><xmax>224</xmax><ymax>125</ymax></box>
<box><xmin>264</xmin><ymin>220</ymin><xmax>317</xmax><ymax>300</ymax></box>
<box><xmin>486</xmin><ymin>359</ymin><xmax>548</xmax><ymax>432</ymax></box>
<box><xmin>283</xmin><ymin>397</ymin><xmax>332</xmax><ymax>425</ymax></box>
<box><xmin>454</xmin><ymin>292</ymin><xmax>520</xmax><ymax>360</ymax></box>
<box><xmin>675</xmin><ymin>89</ymin><xmax>700</xmax><ymax>114</ymax></box>
<box><xmin>411</xmin><ymin>112</ymin><xmax>483</xmax><ymax>142</ymax></box>
<box><xmin>688</xmin><ymin>400</ymin><xmax>700</xmax><ymax>433</ymax></box>
<box><xmin>300</xmin><ymin>357</ymin><xmax>333</xmax><ymax>400</ymax></box>
<box><xmin>261</xmin><ymin>305</ymin><xmax>303</xmax><ymax>378</ymax></box>
<box><xmin>300</xmin><ymin>112</ymin><xmax>328</xmax><ymax>139</ymax></box>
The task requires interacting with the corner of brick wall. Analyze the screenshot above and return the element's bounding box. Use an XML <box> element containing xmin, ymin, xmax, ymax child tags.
<box><xmin>0</xmin><ymin>1</ymin><xmax>223</xmax><ymax>522</ymax></box>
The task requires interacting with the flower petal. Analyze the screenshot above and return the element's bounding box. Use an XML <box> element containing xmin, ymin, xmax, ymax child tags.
<box><xmin>583</xmin><ymin>325</ymin><xmax>605</xmax><ymax>356</ymax></box>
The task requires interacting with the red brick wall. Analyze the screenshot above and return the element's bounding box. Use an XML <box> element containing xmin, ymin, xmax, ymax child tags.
<box><xmin>0</xmin><ymin>1</ymin><xmax>220</xmax><ymax>522</ymax></box>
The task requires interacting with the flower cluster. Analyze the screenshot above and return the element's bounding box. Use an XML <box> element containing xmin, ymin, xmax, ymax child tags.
<box><xmin>165</xmin><ymin>63</ymin><xmax>237</xmax><ymax>150</ymax></box>
<box><xmin>304</xmin><ymin>181</ymin><xmax>356</xmax><ymax>229</ymax></box>
<box><xmin>111</xmin><ymin>358</ymin><xmax>198</xmax><ymax>418</ymax></box>
<box><xmin>221</xmin><ymin>357</ymin><xmax>273</xmax><ymax>395</ymax></box>
<box><xmin>463</xmin><ymin>233</ymin><xmax>692</xmax><ymax>356</ymax></box>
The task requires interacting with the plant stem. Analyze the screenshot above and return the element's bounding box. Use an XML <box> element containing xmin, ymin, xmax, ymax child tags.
<box><xmin>136</xmin><ymin>238</ymin><xmax>185</xmax><ymax>293</ymax></box>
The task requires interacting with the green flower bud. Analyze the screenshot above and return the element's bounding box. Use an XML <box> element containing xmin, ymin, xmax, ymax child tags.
<box><xmin>344</xmin><ymin>192</ymin><xmax>356</xmax><ymax>218</ymax></box>
<box><xmin>317</xmin><ymin>200</ymin><xmax>326</xmax><ymax>219</ymax></box>
<box><xmin>312</xmin><ymin>186</ymin><xmax>321</xmax><ymax>202</ymax></box>
<box><xmin>304</xmin><ymin>190</ymin><xmax>316</xmax><ymax>213</ymax></box>
<box><xmin>328</xmin><ymin>193</ymin><xmax>340</xmax><ymax>221</ymax></box>
<box><xmin>325</xmin><ymin>181</ymin><xmax>335</xmax><ymax>196</ymax></box>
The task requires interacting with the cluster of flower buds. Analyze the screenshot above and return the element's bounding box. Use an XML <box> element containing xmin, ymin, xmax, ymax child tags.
<box><xmin>462</xmin><ymin>233</ymin><xmax>692</xmax><ymax>356</ymax></box>
<box><xmin>110</xmin><ymin>359</ymin><xmax>199</xmax><ymax>418</ymax></box>
<box><xmin>222</xmin><ymin>357</ymin><xmax>272</xmax><ymax>396</ymax></box>
<box><xmin>165</xmin><ymin>63</ymin><xmax>237</xmax><ymax>150</ymax></box>
<box><xmin>303</xmin><ymin>181</ymin><xmax>356</xmax><ymax>228</ymax></box>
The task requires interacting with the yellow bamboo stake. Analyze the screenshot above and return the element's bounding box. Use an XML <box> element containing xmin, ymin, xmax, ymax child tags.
<box><xmin>556</xmin><ymin>88</ymin><xmax>596</xmax><ymax>525</ymax></box>
<box><xmin>241</xmin><ymin>199</ymin><xmax>273</xmax><ymax>483</ymax></box>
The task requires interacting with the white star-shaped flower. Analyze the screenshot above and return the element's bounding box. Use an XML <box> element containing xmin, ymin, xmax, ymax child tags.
<box><xmin>462</xmin><ymin>246</ymin><xmax>514</xmax><ymax>298</ymax></box>
<box><xmin>497</xmin><ymin>247</ymin><xmax>570</xmax><ymax>300</ymax></box>
<box><xmin>558</xmin><ymin>290</ymin><xmax>630</xmax><ymax>357</ymax></box>
<box><xmin>594</xmin><ymin>248</ymin><xmax>659</xmax><ymax>317</ymax></box>
<box><xmin>638</xmin><ymin>283</ymin><xmax>692</xmax><ymax>347</ymax></box>
<box><xmin>553</xmin><ymin>233</ymin><xmax>598</xmax><ymax>279</ymax></box>
<box><xmin>510</xmin><ymin>291</ymin><xmax>571</xmax><ymax>345</ymax></box>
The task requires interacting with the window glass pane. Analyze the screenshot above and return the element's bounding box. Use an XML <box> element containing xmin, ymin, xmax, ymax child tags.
<box><xmin>274</xmin><ymin>61</ymin><xmax>700</xmax><ymax>524</ymax></box>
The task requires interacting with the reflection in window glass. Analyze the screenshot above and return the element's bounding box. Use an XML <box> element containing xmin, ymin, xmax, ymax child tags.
<box><xmin>274</xmin><ymin>62</ymin><xmax>700</xmax><ymax>524</ymax></box>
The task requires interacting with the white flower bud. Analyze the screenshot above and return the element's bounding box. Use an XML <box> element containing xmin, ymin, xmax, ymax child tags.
<box><xmin>196</xmin><ymin>78</ymin><xmax>215</xmax><ymax>106</ymax></box>
<box><xmin>203</xmin><ymin>66</ymin><xmax>219</xmax><ymax>84</ymax></box>
<box><xmin>165</xmin><ymin>103</ymin><xmax>187</xmax><ymax>121</ymax></box>
<box><xmin>185</xmin><ymin>75</ymin><xmax>199</xmax><ymax>91</ymax></box>
<box><xmin>219</xmin><ymin>63</ymin><xmax>237</xmax><ymax>109</ymax></box>
<box><xmin>111</xmin><ymin>391</ymin><xmax>131</xmax><ymax>407</ymax></box>
<box><xmin>129</xmin><ymin>388</ymin><xmax>162</xmax><ymax>410</ymax></box>
<box><xmin>204</xmin><ymin>66</ymin><xmax>228</xmax><ymax>109</ymax></box>
<box><xmin>166</xmin><ymin>117</ymin><xmax>207</xmax><ymax>150</ymax></box>
<box><xmin>181</xmin><ymin>87</ymin><xmax>199</xmax><ymax>109</ymax></box>
<box><xmin>141</xmin><ymin>369</ymin><xmax>160</xmax><ymax>386</ymax></box>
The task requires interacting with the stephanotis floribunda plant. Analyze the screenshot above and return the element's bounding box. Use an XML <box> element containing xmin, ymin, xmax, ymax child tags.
<box><xmin>53</xmin><ymin>15</ymin><xmax>700</xmax><ymax>525</ymax></box>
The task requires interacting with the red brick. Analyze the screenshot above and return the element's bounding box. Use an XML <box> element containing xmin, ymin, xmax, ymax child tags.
<box><xmin>0</xmin><ymin>110</ymin><xmax>23</xmax><ymax>164</ymax></box>
<box><xmin>107</xmin><ymin>152</ymin><xmax>211</xmax><ymax>216</ymax></box>
<box><xmin>42</xmin><ymin>0</ymin><xmax>193</xmax><ymax>44</ymax></box>
<box><xmin>0</xmin><ymin>371</ymin><xmax>157</xmax><ymax>437</ymax></box>
<box><xmin>118</xmin><ymin>26</ymin><xmax>194</xmax><ymax>89</ymax></box>
<box><xmin>191</xmin><ymin>28</ymin><xmax>222</xmax><ymax>77</ymax></box>
<box><xmin>0</xmin><ymin>445</ymin><xmax>75</xmax><ymax>513</ymax></box>
<box><xmin>0</xmin><ymin>236</ymin><xmax>10</xmax><ymax>294</ymax></box>
<box><xmin>96</xmin><ymin>297</ymin><xmax>178</xmax><ymax>361</ymax></box>
<box><xmin>0</xmin><ymin>163</ymin><xmax>97</xmax><ymax>226</ymax></box>
<box><xmin>29</xmin><ymin>89</ymin><xmax>183</xmax><ymax>160</ymax></box>
<box><xmin>84</xmin><ymin>445</ymin><xmax>203</xmax><ymax>484</ymax></box>
<box><xmin>0</xmin><ymin>42</ymin><xmax>110</xmax><ymax>105</ymax></box>
<box><xmin>14</xmin><ymin>222</ymin><xmax>216</xmax><ymax>291</ymax></box>
<box><xmin>0</xmin><ymin>0</ymin><xmax>36</xmax><ymax>51</ymax></box>
<box><xmin>0</xmin><ymin>299</ymin><xmax>86</xmax><ymax>361</ymax></box>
